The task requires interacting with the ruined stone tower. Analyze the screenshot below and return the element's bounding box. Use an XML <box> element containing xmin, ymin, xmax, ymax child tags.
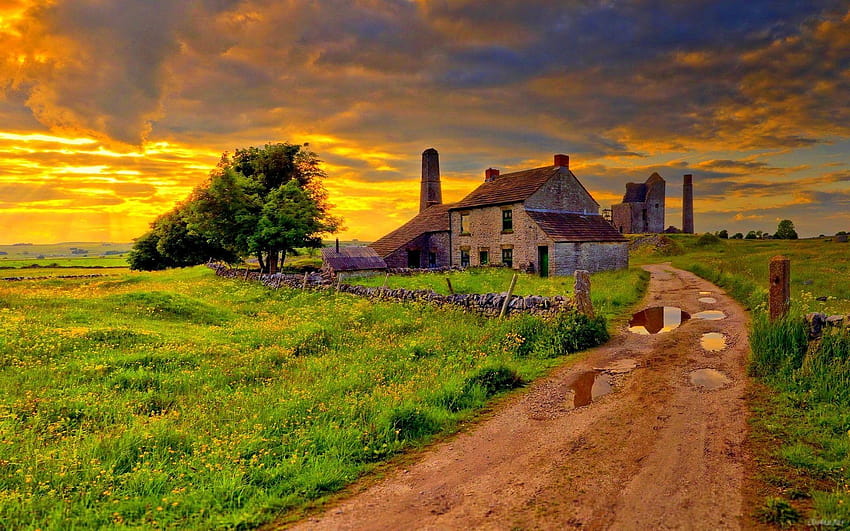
<box><xmin>683</xmin><ymin>174</ymin><xmax>694</xmax><ymax>234</ymax></box>
<box><xmin>420</xmin><ymin>148</ymin><xmax>442</xmax><ymax>212</ymax></box>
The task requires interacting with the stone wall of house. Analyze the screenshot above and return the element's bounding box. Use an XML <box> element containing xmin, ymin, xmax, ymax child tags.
<box><xmin>451</xmin><ymin>202</ymin><xmax>554</xmax><ymax>273</ymax></box>
<box><xmin>553</xmin><ymin>241</ymin><xmax>629</xmax><ymax>275</ymax></box>
<box><xmin>524</xmin><ymin>169</ymin><xmax>599</xmax><ymax>213</ymax></box>
<box><xmin>383</xmin><ymin>231</ymin><xmax>451</xmax><ymax>269</ymax></box>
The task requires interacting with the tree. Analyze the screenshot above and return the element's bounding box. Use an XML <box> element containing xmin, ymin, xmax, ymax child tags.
<box><xmin>130</xmin><ymin>142</ymin><xmax>341</xmax><ymax>272</ymax></box>
<box><xmin>774</xmin><ymin>219</ymin><xmax>799</xmax><ymax>240</ymax></box>
<box><xmin>745</xmin><ymin>231</ymin><xmax>758</xmax><ymax>239</ymax></box>
<box><xmin>732</xmin><ymin>232</ymin><xmax>744</xmax><ymax>239</ymax></box>
<box><xmin>717</xmin><ymin>229</ymin><xmax>729</xmax><ymax>239</ymax></box>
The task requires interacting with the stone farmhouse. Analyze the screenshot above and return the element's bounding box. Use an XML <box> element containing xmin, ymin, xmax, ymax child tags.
<box><xmin>369</xmin><ymin>149</ymin><xmax>628</xmax><ymax>276</ymax></box>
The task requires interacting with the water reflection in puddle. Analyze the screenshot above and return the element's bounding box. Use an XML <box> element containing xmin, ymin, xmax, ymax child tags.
<box><xmin>699</xmin><ymin>291</ymin><xmax>712</xmax><ymax>296</ymax></box>
<box><xmin>628</xmin><ymin>307</ymin><xmax>690</xmax><ymax>334</ymax></box>
<box><xmin>570</xmin><ymin>371</ymin><xmax>612</xmax><ymax>408</ymax></box>
<box><xmin>701</xmin><ymin>332</ymin><xmax>727</xmax><ymax>352</ymax></box>
<box><xmin>698</xmin><ymin>297</ymin><xmax>717</xmax><ymax>304</ymax></box>
<box><xmin>693</xmin><ymin>310</ymin><xmax>726</xmax><ymax>320</ymax></box>
<box><xmin>689</xmin><ymin>368</ymin><xmax>730</xmax><ymax>390</ymax></box>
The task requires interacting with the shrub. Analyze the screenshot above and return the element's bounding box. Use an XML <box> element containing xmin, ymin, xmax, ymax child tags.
<box><xmin>749</xmin><ymin>314</ymin><xmax>808</xmax><ymax>378</ymax></box>
<box><xmin>462</xmin><ymin>366</ymin><xmax>525</xmax><ymax>397</ymax></box>
<box><xmin>755</xmin><ymin>497</ymin><xmax>801</xmax><ymax>527</ymax></box>
<box><xmin>696</xmin><ymin>232</ymin><xmax>722</xmax><ymax>246</ymax></box>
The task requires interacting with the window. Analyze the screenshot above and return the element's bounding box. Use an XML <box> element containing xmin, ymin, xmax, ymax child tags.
<box><xmin>501</xmin><ymin>248</ymin><xmax>513</xmax><ymax>268</ymax></box>
<box><xmin>502</xmin><ymin>209</ymin><xmax>513</xmax><ymax>232</ymax></box>
<box><xmin>428</xmin><ymin>252</ymin><xmax>437</xmax><ymax>268</ymax></box>
<box><xmin>460</xmin><ymin>213</ymin><xmax>471</xmax><ymax>234</ymax></box>
<box><xmin>460</xmin><ymin>250</ymin><xmax>470</xmax><ymax>267</ymax></box>
<box><xmin>479</xmin><ymin>250</ymin><xmax>489</xmax><ymax>265</ymax></box>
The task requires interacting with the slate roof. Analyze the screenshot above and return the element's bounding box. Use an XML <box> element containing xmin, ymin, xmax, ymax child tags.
<box><xmin>321</xmin><ymin>246</ymin><xmax>387</xmax><ymax>271</ymax></box>
<box><xmin>526</xmin><ymin>210</ymin><xmax>629</xmax><ymax>243</ymax></box>
<box><xmin>369</xmin><ymin>203</ymin><xmax>452</xmax><ymax>257</ymax></box>
<box><xmin>450</xmin><ymin>166</ymin><xmax>566</xmax><ymax>210</ymax></box>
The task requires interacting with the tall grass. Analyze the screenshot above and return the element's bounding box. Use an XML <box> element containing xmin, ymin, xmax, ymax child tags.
<box><xmin>0</xmin><ymin>265</ymin><xmax>635</xmax><ymax>528</ymax></box>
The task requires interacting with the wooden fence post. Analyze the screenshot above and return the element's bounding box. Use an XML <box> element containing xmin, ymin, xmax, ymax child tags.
<box><xmin>301</xmin><ymin>272</ymin><xmax>309</xmax><ymax>290</ymax></box>
<box><xmin>445</xmin><ymin>278</ymin><xmax>455</xmax><ymax>294</ymax></box>
<box><xmin>769</xmin><ymin>255</ymin><xmax>791</xmax><ymax>320</ymax></box>
<box><xmin>499</xmin><ymin>273</ymin><xmax>519</xmax><ymax>319</ymax></box>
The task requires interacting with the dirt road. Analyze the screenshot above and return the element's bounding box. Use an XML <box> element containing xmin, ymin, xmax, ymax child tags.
<box><xmin>289</xmin><ymin>264</ymin><xmax>751</xmax><ymax>530</ymax></box>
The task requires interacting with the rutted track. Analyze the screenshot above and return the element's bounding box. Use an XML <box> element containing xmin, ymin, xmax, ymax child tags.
<box><xmin>282</xmin><ymin>264</ymin><xmax>751</xmax><ymax>530</ymax></box>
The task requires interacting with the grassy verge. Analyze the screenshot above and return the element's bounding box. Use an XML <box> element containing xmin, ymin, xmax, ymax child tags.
<box><xmin>0</xmin><ymin>265</ymin><xmax>642</xmax><ymax>528</ymax></box>
<box><xmin>637</xmin><ymin>235</ymin><xmax>850</xmax><ymax>527</ymax></box>
<box><xmin>348</xmin><ymin>266</ymin><xmax>649</xmax><ymax>323</ymax></box>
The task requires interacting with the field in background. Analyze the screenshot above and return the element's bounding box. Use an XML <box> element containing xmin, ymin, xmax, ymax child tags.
<box><xmin>0</xmin><ymin>265</ymin><xmax>644</xmax><ymax>528</ymax></box>
<box><xmin>636</xmin><ymin>234</ymin><xmax>850</xmax><ymax>525</ymax></box>
<box><xmin>0</xmin><ymin>242</ymin><xmax>132</xmax><ymax>268</ymax></box>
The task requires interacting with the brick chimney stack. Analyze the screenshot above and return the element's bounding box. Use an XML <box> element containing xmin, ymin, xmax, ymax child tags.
<box><xmin>485</xmin><ymin>168</ymin><xmax>500</xmax><ymax>182</ymax></box>
<box><xmin>554</xmin><ymin>154</ymin><xmax>570</xmax><ymax>168</ymax></box>
<box><xmin>420</xmin><ymin>148</ymin><xmax>442</xmax><ymax>212</ymax></box>
<box><xmin>683</xmin><ymin>174</ymin><xmax>694</xmax><ymax>234</ymax></box>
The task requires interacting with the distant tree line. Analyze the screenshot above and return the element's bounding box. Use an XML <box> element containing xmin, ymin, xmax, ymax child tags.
<box><xmin>712</xmin><ymin>219</ymin><xmax>800</xmax><ymax>241</ymax></box>
<box><xmin>129</xmin><ymin>143</ymin><xmax>342</xmax><ymax>272</ymax></box>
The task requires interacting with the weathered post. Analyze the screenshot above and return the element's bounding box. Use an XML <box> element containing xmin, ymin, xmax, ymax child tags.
<box><xmin>769</xmin><ymin>255</ymin><xmax>791</xmax><ymax>320</ymax></box>
<box><xmin>499</xmin><ymin>273</ymin><xmax>519</xmax><ymax>319</ymax></box>
<box><xmin>573</xmin><ymin>270</ymin><xmax>594</xmax><ymax>318</ymax></box>
<box><xmin>382</xmin><ymin>273</ymin><xmax>390</xmax><ymax>289</ymax></box>
<box><xmin>445</xmin><ymin>277</ymin><xmax>455</xmax><ymax>294</ymax></box>
<box><xmin>243</xmin><ymin>266</ymin><xmax>250</xmax><ymax>280</ymax></box>
<box><xmin>301</xmin><ymin>272</ymin><xmax>309</xmax><ymax>290</ymax></box>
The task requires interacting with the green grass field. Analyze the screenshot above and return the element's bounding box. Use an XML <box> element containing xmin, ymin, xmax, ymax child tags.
<box><xmin>0</xmin><ymin>265</ymin><xmax>645</xmax><ymax>528</ymax></box>
<box><xmin>0</xmin><ymin>242</ymin><xmax>132</xmax><ymax>268</ymax></box>
<box><xmin>350</xmin><ymin>266</ymin><xmax>647</xmax><ymax>324</ymax></box>
<box><xmin>637</xmin><ymin>234</ymin><xmax>850</xmax><ymax>525</ymax></box>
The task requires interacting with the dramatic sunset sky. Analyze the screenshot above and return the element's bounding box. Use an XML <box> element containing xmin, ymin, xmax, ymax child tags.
<box><xmin>1</xmin><ymin>1</ymin><xmax>848</xmax><ymax>243</ymax></box>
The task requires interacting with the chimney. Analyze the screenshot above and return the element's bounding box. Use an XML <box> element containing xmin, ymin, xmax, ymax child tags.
<box><xmin>485</xmin><ymin>168</ymin><xmax>500</xmax><ymax>182</ymax></box>
<box><xmin>420</xmin><ymin>148</ymin><xmax>442</xmax><ymax>212</ymax></box>
<box><xmin>335</xmin><ymin>238</ymin><xmax>340</xmax><ymax>254</ymax></box>
<box><xmin>682</xmin><ymin>174</ymin><xmax>694</xmax><ymax>234</ymax></box>
<box><xmin>554</xmin><ymin>154</ymin><xmax>570</xmax><ymax>168</ymax></box>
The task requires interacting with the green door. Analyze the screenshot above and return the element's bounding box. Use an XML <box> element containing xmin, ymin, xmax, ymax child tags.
<box><xmin>538</xmin><ymin>246</ymin><xmax>549</xmax><ymax>278</ymax></box>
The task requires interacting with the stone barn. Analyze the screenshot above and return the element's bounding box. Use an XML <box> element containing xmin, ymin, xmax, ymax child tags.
<box><xmin>611</xmin><ymin>173</ymin><xmax>665</xmax><ymax>234</ymax></box>
<box><xmin>321</xmin><ymin>246</ymin><xmax>387</xmax><ymax>277</ymax></box>
<box><xmin>370</xmin><ymin>150</ymin><xmax>628</xmax><ymax>276</ymax></box>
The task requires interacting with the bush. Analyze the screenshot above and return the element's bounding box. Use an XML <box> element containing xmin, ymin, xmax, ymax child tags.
<box><xmin>462</xmin><ymin>366</ymin><xmax>524</xmax><ymax>397</ymax></box>
<box><xmin>507</xmin><ymin>311</ymin><xmax>609</xmax><ymax>358</ymax></box>
<box><xmin>696</xmin><ymin>233</ymin><xmax>721</xmax><ymax>246</ymax></box>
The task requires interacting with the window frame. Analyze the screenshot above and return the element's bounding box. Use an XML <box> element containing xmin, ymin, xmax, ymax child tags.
<box><xmin>501</xmin><ymin>209</ymin><xmax>513</xmax><ymax>232</ymax></box>
<box><xmin>501</xmin><ymin>248</ymin><xmax>513</xmax><ymax>268</ymax></box>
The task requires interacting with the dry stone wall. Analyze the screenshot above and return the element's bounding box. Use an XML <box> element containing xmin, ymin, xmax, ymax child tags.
<box><xmin>209</xmin><ymin>264</ymin><xmax>574</xmax><ymax>317</ymax></box>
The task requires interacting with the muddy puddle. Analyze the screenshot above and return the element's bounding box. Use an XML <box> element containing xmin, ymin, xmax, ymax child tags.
<box><xmin>570</xmin><ymin>371</ymin><xmax>613</xmax><ymax>408</ymax></box>
<box><xmin>700</xmin><ymin>332</ymin><xmax>727</xmax><ymax>352</ymax></box>
<box><xmin>692</xmin><ymin>310</ymin><xmax>726</xmax><ymax>320</ymax></box>
<box><xmin>699</xmin><ymin>291</ymin><xmax>712</xmax><ymax>296</ymax></box>
<box><xmin>628</xmin><ymin>306</ymin><xmax>690</xmax><ymax>334</ymax></box>
<box><xmin>698</xmin><ymin>297</ymin><xmax>717</xmax><ymax>304</ymax></box>
<box><xmin>595</xmin><ymin>358</ymin><xmax>639</xmax><ymax>374</ymax></box>
<box><xmin>689</xmin><ymin>368</ymin><xmax>730</xmax><ymax>390</ymax></box>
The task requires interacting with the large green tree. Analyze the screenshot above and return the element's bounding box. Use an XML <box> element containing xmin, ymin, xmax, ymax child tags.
<box><xmin>774</xmin><ymin>219</ymin><xmax>799</xmax><ymax>240</ymax></box>
<box><xmin>129</xmin><ymin>143</ymin><xmax>341</xmax><ymax>272</ymax></box>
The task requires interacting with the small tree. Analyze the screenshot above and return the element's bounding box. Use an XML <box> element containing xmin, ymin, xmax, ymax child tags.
<box><xmin>717</xmin><ymin>229</ymin><xmax>729</xmax><ymax>239</ymax></box>
<box><xmin>732</xmin><ymin>232</ymin><xmax>744</xmax><ymax>239</ymax></box>
<box><xmin>745</xmin><ymin>231</ymin><xmax>758</xmax><ymax>240</ymax></box>
<box><xmin>774</xmin><ymin>219</ymin><xmax>799</xmax><ymax>240</ymax></box>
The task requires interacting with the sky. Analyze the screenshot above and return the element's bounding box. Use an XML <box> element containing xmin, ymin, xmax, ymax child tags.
<box><xmin>1</xmin><ymin>0</ymin><xmax>849</xmax><ymax>244</ymax></box>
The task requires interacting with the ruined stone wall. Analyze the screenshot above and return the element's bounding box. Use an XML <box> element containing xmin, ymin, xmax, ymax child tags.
<box><xmin>524</xmin><ymin>170</ymin><xmax>599</xmax><ymax>214</ymax></box>
<box><xmin>553</xmin><ymin>242</ymin><xmax>628</xmax><ymax>275</ymax></box>
<box><xmin>645</xmin><ymin>179</ymin><xmax>665</xmax><ymax>233</ymax></box>
<box><xmin>208</xmin><ymin>264</ymin><xmax>574</xmax><ymax>317</ymax></box>
<box><xmin>451</xmin><ymin>203</ymin><xmax>554</xmax><ymax>273</ymax></box>
<box><xmin>611</xmin><ymin>203</ymin><xmax>634</xmax><ymax>233</ymax></box>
